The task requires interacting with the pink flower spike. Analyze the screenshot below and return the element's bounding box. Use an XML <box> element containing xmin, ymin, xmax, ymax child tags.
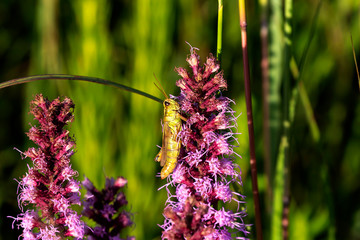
<box><xmin>159</xmin><ymin>46</ymin><xmax>249</xmax><ymax>239</ymax></box>
<box><xmin>10</xmin><ymin>94</ymin><xmax>84</xmax><ymax>239</ymax></box>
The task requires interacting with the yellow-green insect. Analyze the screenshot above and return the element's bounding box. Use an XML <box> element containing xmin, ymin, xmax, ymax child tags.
<box><xmin>154</xmin><ymin>82</ymin><xmax>186</xmax><ymax>179</ymax></box>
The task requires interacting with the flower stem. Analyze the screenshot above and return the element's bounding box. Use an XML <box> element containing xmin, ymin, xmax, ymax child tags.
<box><xmin>216</xmin><ymin>0</ymin><xmax>223</xmax><ymax>61</ymax></box>
<box><xmin>238</xmin><ymin>1</ymin><xmax>263</xmax><ymax>239</ymax></box>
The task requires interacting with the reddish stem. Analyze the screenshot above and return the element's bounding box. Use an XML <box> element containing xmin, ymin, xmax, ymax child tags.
<box><xmin>238</xmin><ymin>1</ymin><xmax>263</xmax><ymax>240</ymax></box>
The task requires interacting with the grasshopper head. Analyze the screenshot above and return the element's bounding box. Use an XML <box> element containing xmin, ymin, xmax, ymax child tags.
<box><xmin>163</xmin><ymin>98</ymin><xmax>180</xmax><ymax>111</ymax></box>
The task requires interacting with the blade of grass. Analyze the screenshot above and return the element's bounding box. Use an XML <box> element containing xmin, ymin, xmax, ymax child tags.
<box><xmin>350</xmin><ymin>34</ymin><xmax>360</xmax><ymax>91</ymax></box>
<box><xmin>271</xmin><ymin>0</ymin><xmax>292</xmax><ymax>238</ymax></box>
<box><xmin>272</xmin><ymin>1</ymin><xmax>324</xmax><ymax>239</ymax></box>
<box><xmin>288</xmin><ymin>0</ymin><xmax>322</xmax><ymax>143</ymax></box>
<box><xmin>287</xmin><ymin>1</ymin><xmax>335</xmax><ymax>239</ymax></box>
<box><xmin>281</xmin><ymin>0</ymin><xmax>292</xmax><ymax>239</ymax></box>
<box><xmin>0</xmin><ymin>74</ymin><xmax>162</xmax><ymax>103</ymax></box>
<box><xmin>238</xmin><ymin>1</ymin><xmax>263</xmax><ymax>239</ymax></box>
<box><xmin>216</xmin><ymin>0</ymin><xmax>223</xmax><ymax>61</ymax></box>
<box><xmin>268</xmin><ymin>0</ymin><xmax>284</xmax><ymax>166</ymax></box>
<box><xmin>268</xmin><ymin>0</ymin><xmax>284</xmax><ymax>238</ymax></box>
<box><xmin>289</xmin><ymin>59</ymin><xmax>320</xmax><ymax>141</ymax></box>
<box><xmin>288</xmin><ymin>0</ymin><xmax>323</xmax><ymax>143</ymax></box>
<box><xmin>259</xmin><ymin>0</ymin><xmax>272</xmax><ymax>215</ymax></box>
<box><xmin>298</xmin><ymin>1</ymin><xmax>322</xmax><ymax>71</ymax></box>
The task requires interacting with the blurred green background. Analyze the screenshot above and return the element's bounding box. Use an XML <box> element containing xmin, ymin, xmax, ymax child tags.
<box><xmin>0</xmin><ymin>0</ymin><xmax>359</xmax><ymax>239</ymax></box>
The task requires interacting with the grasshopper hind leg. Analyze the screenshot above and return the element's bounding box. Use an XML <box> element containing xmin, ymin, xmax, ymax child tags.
<box><xmin>160</xmin><ymin>157</ymin><xmax>178</xmax><ymax>179</ymax></box>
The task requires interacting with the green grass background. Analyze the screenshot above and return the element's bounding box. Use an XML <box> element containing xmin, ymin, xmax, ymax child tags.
<box><xmin>0</xmin><ymin>0</ymin><xmax>359</xmax><ymax>239</ymax></box>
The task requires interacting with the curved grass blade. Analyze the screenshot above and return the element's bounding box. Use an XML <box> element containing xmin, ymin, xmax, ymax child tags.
<box><xmin>289</xmin><ymin>58</ymin><xmax>320</xmax><ymax>142</ymax></box>
<box><xmin>0</xmin><ymin>74</ymin><xmax>162</xmax><ymax>103</ymax></box>
<box><xmin>272</xmin><ymin>1</ymin><xmax>324</xmax><ymax>239</ymax></box>
<box><xmin>287</xmin><ymin>0</ymin><xmax>323</xmax><ymax>142</ymax></box>
<box><xmin>286</xmin><ymin>1</ymin><xmax>336</xmax><ymax>239</ymax></box>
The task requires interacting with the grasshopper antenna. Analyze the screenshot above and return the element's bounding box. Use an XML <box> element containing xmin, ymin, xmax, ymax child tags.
<box><xmin>153</xmin><ymin>73</ymin><xmax>169</xmax><ymax>99</ymax></box>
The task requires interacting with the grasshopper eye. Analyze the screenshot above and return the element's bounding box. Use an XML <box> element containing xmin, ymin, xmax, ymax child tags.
<box><xmin>165</xmin><ymin>101</ymin><xmax>170</xmax><ymax>106</ymax></box>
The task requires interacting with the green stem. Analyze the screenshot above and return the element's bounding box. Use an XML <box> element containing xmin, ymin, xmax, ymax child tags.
<box><xmin>0</xmin><ymin>74</ymin><xmax>162</xmax><ymax>103</ymax></box>
<box><xmin>216</xmin><ymin>0</ymin><xmax>223</xmax><ymax>61</ymax></box>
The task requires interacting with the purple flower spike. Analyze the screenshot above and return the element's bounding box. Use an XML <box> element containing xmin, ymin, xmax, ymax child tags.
<box><xmin>160</xmin><ymin>48</ymin><xmax>249</xmax><ymax>239</ymax></box>
<box><xmin>82</xmin><ymin>176</ymin><xmax>134</xmax><ymax>240</ymax></box>
<box><xmin>162</xmin><ymin>196</ymin><xmax>214</xmax><ymax>240</ymax></box>
<box><xmin>11</xmin><ymin>94</ymin><xmax>84</xmax><ymax>239</ymax></box>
